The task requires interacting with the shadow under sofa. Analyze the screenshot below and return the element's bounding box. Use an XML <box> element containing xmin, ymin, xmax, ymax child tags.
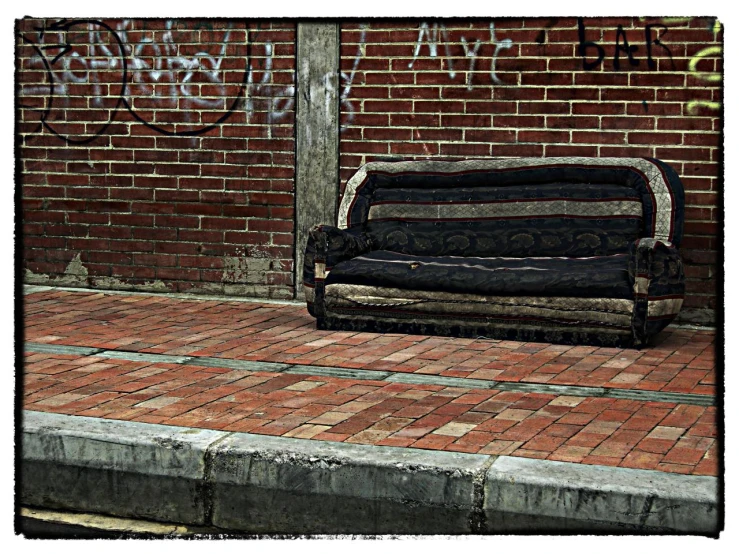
<box><xmin>303</xmin><ymin>157</ymin><xmax>686</xmax><ymax>348</ymax></box>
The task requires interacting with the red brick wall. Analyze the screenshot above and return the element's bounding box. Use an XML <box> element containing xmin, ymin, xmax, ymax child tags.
<box><xmin>18</xmin><ymin>18</ymin><xmax>296</xmax><ymax>299</ymax></box>
<box><xmin>339</xmin><ymin>17</ymin><xmax>722</xmax><ymax>323</ymax></box>
<box><xmin>18</xmin><ymin>17</ymin><xmax>722</xmax><ymax>323</ymax></box>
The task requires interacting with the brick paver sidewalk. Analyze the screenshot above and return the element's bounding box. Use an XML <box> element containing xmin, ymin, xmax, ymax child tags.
<box><xmin>22</xmin><ymin>288</ymin><xmax>719</xmax><ymax>477</ymax></box>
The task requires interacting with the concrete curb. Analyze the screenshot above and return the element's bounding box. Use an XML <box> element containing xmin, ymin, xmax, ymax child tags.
<box><xmin>20</xmin><ymin>411</ymin><xmax>720</xmax><ymax>535</ymax></box>
<box><xmin>21</xmin><ymin>411</ymin><xmax>228</xmax><ymax>525</ymax></box>
<box><xmin>483</xmin><ymin>457</ymin><xmax>719</xmax><ymax>533</ymax></box>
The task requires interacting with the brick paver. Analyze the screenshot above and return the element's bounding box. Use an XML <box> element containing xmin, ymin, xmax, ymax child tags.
<box><xmin>22</xmin><ymin>290</ymin><xmax>719</xmax><ymax>476</ymax></box>
<box><xmin>25</xmin><ymin>290</ymin><xmax>716</xmax><ymax>395</ymax></box>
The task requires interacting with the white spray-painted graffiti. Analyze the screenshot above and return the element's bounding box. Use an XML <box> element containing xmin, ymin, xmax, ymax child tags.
<box><xmin>18</xmin><ymin>19</ymin><xmax>295</xmax><ymax>143</ymax></box>
<box><xmin>21</xmin><ymin>20</ymin><xmax>517</xmax><ymax>140</ymax></box>
<box><xmin>408</xmin><ymin>23</ymin><xmax>456</xmax><ymax>77</ymax></box>
<box><xmin>339</xmin><ymin>24</ymin><xmax>367</xmax><ymax>131</ymax></box>
<box><xmin>406</xmin><ymin>22</ymin><xmax>513</xmax><ymax>88</ymax></box>
<box><xmin>339</xmin><ymin>22</ymin><xmax>516</xmax><ymax>128</ymax></box>
<box><xmin>121</xmin><ymin>20</ymin><xmax>234</xmax><ymax>110</ymax></box>
<box><xmin>488</xmin><ymin>23</ymin><xmax>513</xmax><ymax>85</ymax></box>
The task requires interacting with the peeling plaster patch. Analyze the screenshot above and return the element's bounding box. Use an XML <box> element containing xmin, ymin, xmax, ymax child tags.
<box><xmin>65</xmin><ymin>253</ymin><xmax>88</xmax><ymax>278</ymax></box>
<box><xmin>674</xmin><ymin>308</ymin><xmax>716</xmax><ymax>326</ymax></box>
<box><xmin>222</xmin><ymin>256</ymin><xmax>273</xmax><ymax>285</ymax></box>
<box><xmin>24</xmin><ymin>253</ymin><xmax>169</xmax><ymax>293</ymax></box>
<box><xmin>224</xmin><ymin>284</ymin><xmax>273</xmax><ymax>297</ymax></box>
<box><xmin>223</xmin><ymin>284</ymin><xmax>293</xmax><ymax>300</ymax></box>
<box><xmin>54</xmin><ymin>253</ymin><xmax>89</xmax><ymax>286</ymax></box>
<box><xmin>24</xmin><ymin>268</ymin><xmax>51</xmax><ymax>286</ymax></box>
<box><xmin>24</xmin><ymin>254</ymin><xmax>89</xmax><ymax>287</ymax></box>
<box><xmin>181</xmin><ymin>282</ymin><xmax>294</xmax><ymax>300</ymax></box>
<box><xmin>182</xmin><ymin>283</ymin><xmax>227</xmax><ymax>296</ymax></box>
<box><xmin>91</xmin><ymin>276</ymin><xmax>170</xmax><ymax>292</ymax></box>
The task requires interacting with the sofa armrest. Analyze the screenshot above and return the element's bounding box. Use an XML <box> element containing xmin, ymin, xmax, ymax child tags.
<box><xmin>628</xmin><ymin>238</ymin><xmax>686</xmax><ymax>346</ymax></box>
<box><xmin>303</xmin><ymin>225</ymin><xmax>372</xmax><ymax>317</ymax></box>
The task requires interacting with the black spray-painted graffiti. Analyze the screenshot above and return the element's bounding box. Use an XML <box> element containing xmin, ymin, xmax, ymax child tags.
<box><xmin>576</xmin><ymin>17</ymin><xmax>722</xmax><ymax>115</ymax></box>
<box><xmin>577</xmin><ymin>18</ymin><xmax>675</xmax><ymax>71</ymax></box>
<box><xmin>19</xmin><ymin>19</ymin><xmax>295</xmax><ymax>144</ymax></box>
<box><xmin>21</xmin><ymin>19</ymin><xmax>131</xmax><ymax>144</ymax></box>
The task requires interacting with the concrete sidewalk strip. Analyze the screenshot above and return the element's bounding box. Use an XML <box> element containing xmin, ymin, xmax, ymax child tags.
<box><xmin>284</xmin><ymin>365</ymin><xmax>392</xmax><ymax>381</ymax></box>
<box><xmin>387</xmin><ymin>373</ymin><xmax>497</xmax><ymax>390</ymax></box>
<box><xmin>24</xmin><ymin>343</ymin><xmax>105</xmax><ymax>356</ymax></box>
<box><xmin>495</xmin><ymin>382</ymin><xmax>606</xmax><ymax>396</ymax></box>
<box><xmin>23</xmin><ymin>341</ymin><xmax>716</xmax><ymax>407</ymax></box>
<box><xmin>604</xmin><ymin>388</ymin><xmax>716</xmax><ymax>407</ymax></box>
<box><xmin>23</xmin><ymin>285</ymin><xmax>52</xmax><ymax>294</ymax></box>
<box><xmin>494</xmin><ymin>381</ymin><xmax>716</xmax><ymax>408</ymax></box>
<box><xmin>184</xmin><ymin>356</ymin><xmax>291</xmax><ymax>372</ymax></box>
<box><xmin>21</xmin><ymin>410</ymin><xmax>719</xmax><ymax>535</ymax></box>
<box><xmin>97</xmin><ymin>351</ymin><xmax>193</xmax><ymax>364</ymax></box>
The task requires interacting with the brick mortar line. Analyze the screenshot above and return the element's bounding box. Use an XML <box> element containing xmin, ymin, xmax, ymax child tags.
<box><xmin>23</xmin><ymin>340</ymin><xmax>716</xmax><ymax>407</ymax></box>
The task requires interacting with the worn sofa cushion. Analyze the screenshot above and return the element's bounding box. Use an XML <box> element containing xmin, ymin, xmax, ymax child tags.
<box><xmin>325</xmin><ymin>250</ymin><xmax>633</xmax><ymax>299</ymax></box>
<box><xmin>323</xmin><ymin>284</ymin><xmax>635</xmax><ymax>336</ymax></box>
<box><xmin>364</xmin><ymin>183</ymin><xmax>644</xmax><ymax>258</ymax></box>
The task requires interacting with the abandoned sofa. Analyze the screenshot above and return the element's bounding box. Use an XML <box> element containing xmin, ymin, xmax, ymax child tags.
<box><xmin>303</xmin><ymin>157</ymin><xmax>685</xmax><ymax>348</ymax></box>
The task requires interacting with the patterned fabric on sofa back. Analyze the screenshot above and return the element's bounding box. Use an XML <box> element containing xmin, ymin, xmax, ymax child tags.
<box><xmin>363</xmin><ymin>182</ymin><xmax>643</xmax><ymax>258</ymax></box>
<box><xmin>339</xmin><ymin>157</ymin><xmax>684</xmax><ymax>259</ymax></box>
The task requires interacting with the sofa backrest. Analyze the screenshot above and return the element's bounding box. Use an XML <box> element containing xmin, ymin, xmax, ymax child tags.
<box><xmin>338</xmin><ymin>157</ymin><xmax>684</xmax><ymax>259</ymax></box>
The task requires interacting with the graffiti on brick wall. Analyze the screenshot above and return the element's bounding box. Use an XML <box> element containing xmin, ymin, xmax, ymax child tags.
<box><xmin>19</xmin><ymin>19</ymin><xmax>130</xmax><ymax>143</ymax></box>
<box><xmin>407</xmin><ymin>22</ymin><xmax>513</xmax><ymax>88</ymax></box>
<box><xmin>18</xmin><ymin>19</ymin><xmax>294</xmax><ymax>143</ymax></box>
<box><xmin>340</xmin><ymin>24</ymin><xmax>367</xmax><ymax>130</ymax></box>
<box><xmin>340</xmin><ymin>22</ymin><xmax>515</xmax><ymax>129</ymax></box>
<box><xmin>577</xmin><ymin>18</ymin><xmax>676</xmax><ymax>71</ymax></box>
<box><xmin>686</xmin><ymin>45</ymin><xmax>722</xmax><ymax>114</ymax></box>
<box><xmin>408</xmin><ymin>23</ymin><xmax>456</xmax><ymax>77</ymax></box>
<box><xmin>576</xmin><ymin>17</ymin><xmax>722</xmax><ymax>116</ymax></box>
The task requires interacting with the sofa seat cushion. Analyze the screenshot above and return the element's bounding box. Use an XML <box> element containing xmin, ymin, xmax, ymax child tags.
<box><xmin>324</xmin><ymin>250</ymin><xmax>633</xmax><ymax>300</ymax></box>
<box><xmin>323</xmin><ymin>284</ymin><xmax>635</xmax><ymax>332</ymax></box>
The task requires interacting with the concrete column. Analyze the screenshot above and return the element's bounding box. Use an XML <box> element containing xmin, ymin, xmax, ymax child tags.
<box><xmin>294</xmin><ymin>23</ymin><xmax>340</xmax><ymax>298</ymax></box>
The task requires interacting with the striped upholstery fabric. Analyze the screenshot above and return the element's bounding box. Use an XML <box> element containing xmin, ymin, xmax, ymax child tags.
<box><xmin>364</xmin><ymin>183</ymin><xmax>644</xmax><ymax>258</ymax></box>
<box><xmin>304</xmin><ymin>157</ymin><xmax>686</xmax><ymax>347</ymax></box>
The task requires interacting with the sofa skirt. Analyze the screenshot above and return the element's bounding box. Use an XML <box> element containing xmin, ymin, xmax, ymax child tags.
<box><xmin>320</xmin><ymin>283</ymin><xmax>638</xmax><ymax>348</ymax></box>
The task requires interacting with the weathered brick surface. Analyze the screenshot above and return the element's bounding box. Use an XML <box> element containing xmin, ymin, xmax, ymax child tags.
<box><xmin>17</xmin><ymin>18</ymin><xmax>296</xmax><ymax>299</ymax></box>
<box><xmin>18</xmin><ymin>17</ymin><xmax>721</xmax><ymax>320</ymax></box>
<box><xmin>23</xmin><ymin>289</ymin><xmax>719</xmax><ymax>476</ymax></box>
<box><xmin>339</xmin><ymin>17</ymin><xmax>722</xmax><ymax>322</ymax></box>
<box><xmin>25</xmin><ymin>290</ymin><xmax>716</xmax><ymax>395</ymax></box>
